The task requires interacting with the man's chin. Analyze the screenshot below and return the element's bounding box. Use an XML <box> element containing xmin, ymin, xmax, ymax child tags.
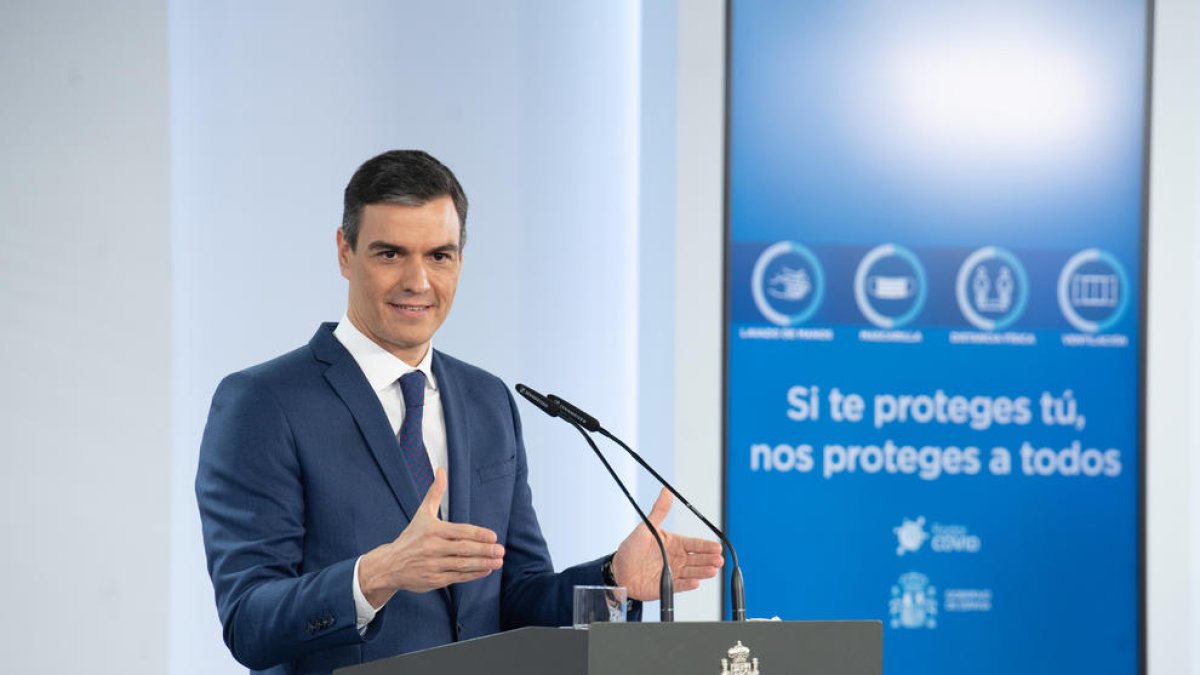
<box><xmin>378</xmin><ymin>327</ymin><xmax>435</xmax><ymax>354</ymax></box>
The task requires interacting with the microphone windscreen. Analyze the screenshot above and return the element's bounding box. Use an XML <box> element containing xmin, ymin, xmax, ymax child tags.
<box><xmin>516</xmin><ymin>384</ymin><xmax>560</xmax><ymax>417</ymax></box>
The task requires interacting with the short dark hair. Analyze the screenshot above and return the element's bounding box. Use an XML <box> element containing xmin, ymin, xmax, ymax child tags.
<box><xmin>341</xmin><ymin>150</ymin><xmax>469</xmax><ymax>250</ymax></box>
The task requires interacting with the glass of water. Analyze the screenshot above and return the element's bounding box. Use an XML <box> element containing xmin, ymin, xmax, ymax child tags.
<box><xmin>573</xmin><ymin>585</ymin><xmax>627</xmax><ymax>629</ymax></box>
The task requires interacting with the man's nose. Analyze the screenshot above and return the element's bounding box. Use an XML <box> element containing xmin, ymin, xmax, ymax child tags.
<box><xmin>400</xmin><ymin>258</ymin><xmax>431</xmax><ymax>292</ymax></box>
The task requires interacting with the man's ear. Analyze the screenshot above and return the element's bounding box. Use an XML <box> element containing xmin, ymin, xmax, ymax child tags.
<box><xmin>336</xmin><ymin>228</ymin><xmax>354</xmax><ymax>280</ymax></box>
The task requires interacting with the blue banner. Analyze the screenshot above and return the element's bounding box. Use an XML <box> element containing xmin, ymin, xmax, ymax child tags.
<box><xmin>725</xmin><ymin>1</ymin><xmax>1147</xmax><ymax>673</ymax></box>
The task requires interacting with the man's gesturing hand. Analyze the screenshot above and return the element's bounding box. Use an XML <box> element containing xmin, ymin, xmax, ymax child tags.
<box><xmin>610</xmin><ymin>488</ymin><xmax>724</xmax><ymax>601</ymax></box>
<box><xmin>358</xmin><ymin>468</ymin><xmax>505</xmax><ymax>608</ymax></box>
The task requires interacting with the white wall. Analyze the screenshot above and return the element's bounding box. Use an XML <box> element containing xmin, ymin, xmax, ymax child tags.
<box><xmin>672</xmin><ymin>0</ymin><xmax>726</xmax><ymax>621</ymax></box>
<box><xmin>0</xmin><ymin>2</ymin><xmax>170</xmax><ymax>674</ymax></box>
<box><xmin>167</xmin><ymin>2</ymin><xmax>664</xmax><ymax>672</ymax></box>
<box><xmin>1147</xmin><ymin>1</ymin><xmax>1200</xmax><ymax>673</ymax></box>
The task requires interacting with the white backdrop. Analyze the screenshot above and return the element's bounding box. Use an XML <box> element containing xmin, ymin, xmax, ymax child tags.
<box><xmin>0</xmin><ymin>1</ymin><xmax>170</xmax><ymax>674</ymax></box>
<box><xmin>1146</xmin><ymin>0</ymin><xmax>1200</xmax><ymax>671</ymax></box>
<box><xmin>168</xmin><ymin>2</ymin><xmax>672</xmax><ymax>673</ymax></box>
<box><xmin>0</xmin><ymin>1</ymin><xmax>1196</xmax><ymax>674</ymax></box>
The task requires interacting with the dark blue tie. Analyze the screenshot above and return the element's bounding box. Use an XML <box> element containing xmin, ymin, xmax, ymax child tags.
<box><xmin>398</xmin><ymin>370</ymin><xmax>434</xmax><ymax>499</ymax></box>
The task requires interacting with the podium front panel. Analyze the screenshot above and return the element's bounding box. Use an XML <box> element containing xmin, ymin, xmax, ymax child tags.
<box><xmin>335</xmin><ymin>627</ymin><xmax>585</xmax><ymax>675</ymax></box>
<box><xmin>336</xmin><ymin>620</ymin><xmax>881</xmax><ymax>675</ymax></box>
<box><xmin>588</xmin><ymin>621</ymin><xmax>881</xmax><ymax>675</ymax></box>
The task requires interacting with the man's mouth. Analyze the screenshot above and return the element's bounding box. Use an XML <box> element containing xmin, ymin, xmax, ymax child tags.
<box><xmin>388</xmin><ymin>302</ymin><xmax>433</xmax><ymax>314</ymax></box>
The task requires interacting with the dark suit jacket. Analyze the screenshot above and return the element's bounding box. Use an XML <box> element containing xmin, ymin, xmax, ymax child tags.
<box><xmin>196</xmin><ymin>323</ymin><xmax>633</xmax><ymax>674</ymax></box>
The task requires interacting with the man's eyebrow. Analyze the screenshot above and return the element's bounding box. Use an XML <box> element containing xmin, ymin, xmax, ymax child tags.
<box><xmin>366</xmin><ymin>241</ymin><xmax>404</xmax><ymax>252</ymax></box>
<box><xmin>365</xmin><ymin>241</ymin><xmax>461</xmax><ymax>253</ymax></box>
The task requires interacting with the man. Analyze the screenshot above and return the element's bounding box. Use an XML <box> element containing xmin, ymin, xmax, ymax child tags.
<box><xmin>196</xmin><ymin>150</ymin><xmax>723</xmax><ymax>674</ymax></box>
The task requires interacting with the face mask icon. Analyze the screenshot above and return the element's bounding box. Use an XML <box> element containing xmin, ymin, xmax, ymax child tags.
<box><xmin>869</xmin><ymin>275</ymin><xmax>916</xmax><ymax>300</ymax></box>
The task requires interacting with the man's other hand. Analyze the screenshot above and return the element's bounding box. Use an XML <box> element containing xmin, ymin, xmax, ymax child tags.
<box><xmin>358</xmin><ymin>468</ymin><xmax>505</xmax><ymax>608</ymax></box>
<box><xmin>611</xmin><ymin>488</ymin><xmax>724</xmax><ymax>601</ymax></box>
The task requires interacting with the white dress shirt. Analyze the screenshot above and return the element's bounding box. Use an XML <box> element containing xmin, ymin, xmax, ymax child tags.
<box><xmin>333</xmin><ymin>316</ymin><xmax>450</xmax><ymax>630</ymax></box>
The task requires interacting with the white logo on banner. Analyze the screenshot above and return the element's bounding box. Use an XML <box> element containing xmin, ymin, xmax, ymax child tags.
<box><xmin>751</xmin><ymin>241</ymin><xmax>825</xmax><ymax>327</ymax></box>
<box><xmin>853</xmin><ymin>243</ymin><xmax>928</xmax><ymax>329</ymax></box>
<box><xmin>894</xmin><ymin>517</ymin><xmax>982</xmax><ymax>556</ymax></box>
<box><xmin>890</xmin><ymin>572</ymin><xmax>938</xmax><ymax>629</ymax></box>
<box><xmin>894</xmin><ymin>516</ymin><xmax>929</xmax><ymax>556</ymax></box>
<box><xmin>767</xmin><ymin>266</ymin><xmax>812</xmax><ymax>302</ymax></box>
<box><xmin>931</xmin><ymin>523</ymin><xmax>982</xmax><ymax>553</ymax></box>
<box><xmin>944</xmin><ymin>588</ymin><xmax>993</xmax><ymax>612</ymax></box>
<box><xmin>954</xmin><ymin>246</ymin><xmax>1029</xmax><ymax>331</ymax></box>
<box><xmin>1056</xmin><ymin>248</ymin><xmax>1130</xmax><ymax>334</ymax></box>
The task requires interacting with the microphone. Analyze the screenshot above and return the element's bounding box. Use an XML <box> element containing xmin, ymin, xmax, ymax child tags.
<box><xmin>548</xmin><ymin>394</ymin><xmax>748</xmax><ymax>622</ymax></box>
<box><xmin>515</xmin><ymin>384</ymin><xmax>675</xmax><ymax>622</ymax></box>
<box><xmin>550</xmin><ymin>395</ymin><xmax>598</xmax><ymax>432</ymax></box>
<box><xmin>515</xmin><ymin>383</ymin><xmax>560</xmax><ymax>417</ymax></box>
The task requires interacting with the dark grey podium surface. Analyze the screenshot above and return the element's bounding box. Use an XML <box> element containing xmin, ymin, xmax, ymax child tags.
<box><xmin>335</xmin><ymin>620</ymin><xmax>881</xmax><ymax>675</ymax></box>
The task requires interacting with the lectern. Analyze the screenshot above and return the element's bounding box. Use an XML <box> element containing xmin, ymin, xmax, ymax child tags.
<box><xmin>335</xmin><ymin>621</ymin><xmax>881</xmax><ymax>675</ymax></box>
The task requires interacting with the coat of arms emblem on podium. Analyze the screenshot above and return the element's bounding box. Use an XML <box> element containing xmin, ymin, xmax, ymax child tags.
<box><xmin>720</xmin><ymin>640</ymin><xmax>761</xmax><ymax>675</ymax></box>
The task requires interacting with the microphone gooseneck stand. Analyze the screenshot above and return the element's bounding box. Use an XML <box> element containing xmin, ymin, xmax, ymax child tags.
<box><xmin>515</xmin><ymin>384</ymin><xmax>675</xmax><ymax>622</ymax></box>
<box><xmin>548</xmin><ymin>394</ymin><xmax>748</xmax><ymax>622</ymax></box>
<box><xmin>597</xmin><ymin>426</ymin><xmax>746</xmax><ymax>621</ymax></box>
<box><xmin>564</xmin><ymin>419</ymin><xmax>675</xmax><ymax>623</ymax></box>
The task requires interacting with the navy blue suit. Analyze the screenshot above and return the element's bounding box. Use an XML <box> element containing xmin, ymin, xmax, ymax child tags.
<box><xmin>196</xmin><ymin>324</ymin><xmax>632</xmax><ymax>674</ymax></box>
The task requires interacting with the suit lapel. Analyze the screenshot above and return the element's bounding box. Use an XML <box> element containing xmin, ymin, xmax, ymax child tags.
<box><xmin>433</xmin><ymin>350</ymin><xmax>473</xmax><ymax>621</ymax></box>
<box><xmin>434</xmin><ymin>351</ymin><xmax>473</xmax><ymax>527</ymax></box>
<box><xmin>310</xmin><ymin>324</ymin><xmax>424</xmax><ymax>523</ymax></box>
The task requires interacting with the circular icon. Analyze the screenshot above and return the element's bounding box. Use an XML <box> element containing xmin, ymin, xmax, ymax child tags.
<box><xmin>955</xmin><ymin>246</ymin><xmax>1029</xmax><ymax>331</ymax></box>
<box><xmin>854</xmin><ymin>244</ymin><xmax>927</xmax><ymax>329</ymax></box>
<box><xmin>1057</xmin><ymin>248</ymin><xmax>1129</xmax><ymax>333</ymax></box>
<box><xmin>751</xmin><ymin>241</ymin><xmax>825</xmax><ymax>326</ymax></box>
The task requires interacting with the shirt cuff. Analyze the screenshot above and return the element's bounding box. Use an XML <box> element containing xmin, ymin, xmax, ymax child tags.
<box><xmin>352</xmin><ymin>556</ymin><xmax>380</xmax><ymax>632</ymax></box>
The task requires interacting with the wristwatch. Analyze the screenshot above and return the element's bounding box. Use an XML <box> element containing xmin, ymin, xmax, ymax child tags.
<box><xmin>601</xmin><ymin>553</ymin><xmax>619</xmax><ymax>587</ymax></box>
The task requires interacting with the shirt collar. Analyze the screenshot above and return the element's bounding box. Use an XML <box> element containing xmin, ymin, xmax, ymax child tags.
<box><xmin>332</xmin><ymin>315</ymin><xmax>438</xmax><ymax>394</ymax></box>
